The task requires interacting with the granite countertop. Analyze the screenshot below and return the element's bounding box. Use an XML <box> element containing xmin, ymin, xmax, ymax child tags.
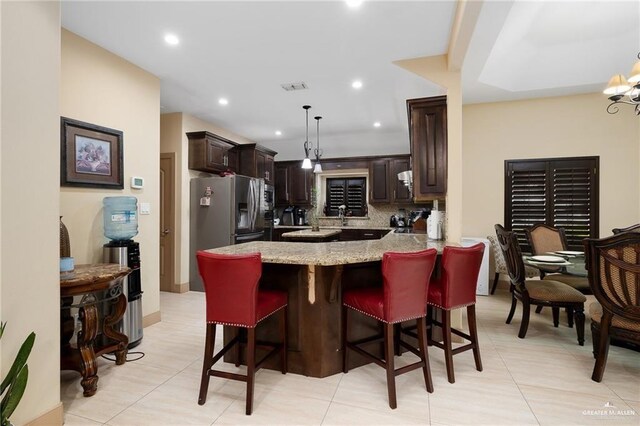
<box><xmin>275</xmin><ymin>225</ymin><xmax>393</xmax><ymax>231</ymax></box>
<box><xmin>60</xmin><ymin>263</ymin><xmax>131</xmax><ymax>287</ymax></box>
<box><xmin>205</xmin><ymin>232</ymin><xmax>452</xmax><ymax>266</ymax></box>
<box><xmin>281</xmin><ymin>229</ymin><xmax>342</xmax><ymax>239</ymax></box>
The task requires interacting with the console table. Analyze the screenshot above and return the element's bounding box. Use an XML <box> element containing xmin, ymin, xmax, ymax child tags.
<box><xmin>60</xmin><ymin>263</ymin><xmax>131</xmax><ymax>396</ymax></box>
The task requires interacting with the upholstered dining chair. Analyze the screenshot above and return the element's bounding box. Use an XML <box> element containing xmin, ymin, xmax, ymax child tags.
<box><xmin>495</xmin><ymin>224</ymin><xmax>587</xmax><ymax>345</ymax></box>
<box><xmin>488</xmin><ymin>235</ymin><xmax>538</xmax><ymax>294</ymax></box>
<box><xmin>584</xmin><ymin>232</ymin><xmax>640</xmax><ymax>382</ymax></box>
<box><xmin>612</xmin><ymin>223</ymin><xmax>640</xmax><ymax>234</ymax></box>
<box><xmin>526</xmin><ymin>224</ymin><xmax>591</xmax><ymax>295</ymax></box>
<box><xmin>196</xmin><ymin>251</ymin><xmax>288</xmax><ymax>415</ymax></box>
<box><xmin>342</xmin><ymin>249</ymin><xmax>437</xmax><ymax>409</ymax></box>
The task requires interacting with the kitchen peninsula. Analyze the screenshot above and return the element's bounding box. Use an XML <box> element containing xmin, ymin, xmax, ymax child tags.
<box><xmin>205</xmin><ymin>232</ymin><xmax>450</xmax><ymax>377</ymax></box>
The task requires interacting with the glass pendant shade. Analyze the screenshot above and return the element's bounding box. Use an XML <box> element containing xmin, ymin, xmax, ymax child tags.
<box><xmin>313</xmin><ymin>162</ymin><xmax>323</xmax><ymax>173</ymax></box>
<box><xmin>301</xmin><ymin>157</ymin><xmax>312</xmax><ymax>169</ymax></box>
<box><xmin>627</xmin><ymin>61</ymin><xmax>640</xmax><ymax>83</ymax></box>
<box><xmin>603</xmin><ymin>74</ymin><xmax>630</xmax><ymax>95</ymax></box>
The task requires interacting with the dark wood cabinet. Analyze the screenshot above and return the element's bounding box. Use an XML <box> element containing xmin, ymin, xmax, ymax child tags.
<box><xmin>273</xmin><ymin>161</ymin><xmax>312</xmax><ymax>207</ymax></box>
<box><xmin>368</xmin><ymin>155</ymin><xmax>411</xmax><ymax>204</ymax></box>
<box><xmin>390</xmin><ymin>157</ymin><xmax>412</xmax><ymax>203</ymax></box>
<box><xmin>274</xmin><ymin>163</ymin><xmax>290</xmax><ymax>206</ymax></box>
<box><xmin>339</xmin><ymin>228</ymin><xmax>388</xmax><ymax>241</ymax></box>
<box><xmin>407</xmin><ymin>96</ymin><xmax>447</xmax><ymax>201</ymax></box>
<box><xmin>237</xmin><ymin>144</ymin><xmax>277</xmax><ymax>183</ymax></box>
<box><xmin>187</xmin><ymin>131</ymin><xmax>238</xmax><ymax>174</ymax></box>
<box><xmin>369</xmin><ymin>160</ymin><xmax>391</xmax><ymax>203</ymax></box>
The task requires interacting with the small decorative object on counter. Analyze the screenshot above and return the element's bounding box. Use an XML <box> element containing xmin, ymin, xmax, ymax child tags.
<box><xmin>60</xmin><ymin>216</ymin><xmax>71</xmax><ymax>258</ymax></box>
<box><xmin>309</xmin><ymin>186</ymin><xmax>320</xmax><ymax>231</ymax></box>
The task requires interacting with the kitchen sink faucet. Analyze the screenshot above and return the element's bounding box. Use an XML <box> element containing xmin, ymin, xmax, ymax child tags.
<box><xmin>338</xmin><ymin>205</ymin><xmax>347</xmax><ymax>226</ymax></box>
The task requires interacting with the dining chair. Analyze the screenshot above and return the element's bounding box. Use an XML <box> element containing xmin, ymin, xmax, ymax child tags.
<box><xmin>342</xmin><ymin>249</ymin><xmax>437</xmax><ymax>409</ymax></box>
<box><xmin>584</xmin><ymin>232</ymin><xmax>640</xmax><ymax>382</ymax></box>
<box><xmin>494</xmin><ymin>224</ymin><xmax>586</xmax><ymax>345</ymax></box>
<box><xmin>612</xmin><ymin>223</ymin><xmax>640</xmax><ymax>234</ymax></box>
<box><xmin>426</xmin><ymin>244</ymin><xmax>485</xmax><ymax>384</ymax></box>
<box><xmin>196</xmin><ymin>251</ymin><xmax>288</xmax><ymax>415</ymax></box>
<box><xmin>526</xmin><ymin>224</ymin><xmax>590</xmax><ymax>294</ymax></box>
<box><xmin>487</xmin><ymin>235</ymin><xmax>538</xmax><ymax>294</ymax></box>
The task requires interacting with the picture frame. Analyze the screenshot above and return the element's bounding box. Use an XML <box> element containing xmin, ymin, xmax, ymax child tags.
<box><xmin>60</xmin><ymin>117</ymin><xmax>124</xmax><ymax>189</ymax></box>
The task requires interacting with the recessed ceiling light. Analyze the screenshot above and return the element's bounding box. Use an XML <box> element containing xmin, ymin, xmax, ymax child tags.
<box><xmin>346</xmin><ymin>0</ymin><xmax>364</xmax><ymax>8</ymax></box>
<box><xmin>218</xmin><ymin>98</ymin><xmax>229</xmax><ymax>106</ymax></box>
<box><xmin>352</xmin><ymin>80</ymin><xmax>363</xmax><ymax>89</ymax></box>
<box><xmin>164</xmin><ymin>34</ymin><xmax>179</xmax><ymax>46</ymax></box>
<box><xmin>275</xmin><ymin>130</ymin><xmax>282</xmax><ymax>136</ymax></box>
<box><xmin>373</xmin><ymin>122</ymin><xmax>381</xmax><ymax>128</ymax></box>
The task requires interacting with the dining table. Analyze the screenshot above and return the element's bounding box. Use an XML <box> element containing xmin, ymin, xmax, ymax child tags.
<box><xmin>523</xmin><ymin>252</ymin><xmax>587</xmax><ymax>277</ymax></box>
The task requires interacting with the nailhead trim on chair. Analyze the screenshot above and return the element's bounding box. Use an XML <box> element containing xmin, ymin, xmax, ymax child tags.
<box><xmin>208</xmin><ymin>304</ymin><xmax>287</xmax><ymax>329</ymax></box>
<box><xmin>343</xmin><ymin>303</ymin><xmax>425</xmax><ymax>324</ymax></box>
<box><xmin>427</xmin><ymin>301</ymin><xmax>476</xmax><ymax>311</ymax></box>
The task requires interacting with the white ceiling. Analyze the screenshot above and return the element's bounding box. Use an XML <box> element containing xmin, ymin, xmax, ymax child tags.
<box><xmin>61</xmin><ymin>1</ymin><xmax>640</xmax><ymax>148</ymax></box>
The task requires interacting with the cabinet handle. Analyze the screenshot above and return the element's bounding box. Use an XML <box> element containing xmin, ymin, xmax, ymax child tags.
<box><xmin>393</xmin><ymin>190</ymin><xmax>396</xmax><ymax>199</ymax></box>
<box><xmin>223</xmin><ymin>155</ymin><xmax>228</xmax><ymax>166</ymax></box>
<box><xmin>363</xmin><ymin>233</ymin><xmax>374</xmax><ymax>237</ymax></box>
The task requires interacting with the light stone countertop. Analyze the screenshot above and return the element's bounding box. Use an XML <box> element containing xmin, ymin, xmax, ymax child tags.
<box><xmin>281</xmin><ymin>229</ymin><xmax>342</xmax><ymax>239</ymax></box>
<box><xmin>205</xmin><ymin>232</ymin><xmax>453</xmax><ymax>266</ymax></box>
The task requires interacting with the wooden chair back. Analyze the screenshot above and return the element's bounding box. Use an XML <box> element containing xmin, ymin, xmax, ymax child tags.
<box><xmin>494</xmin><ymin>224</ymin><xmax>525</xmax><ymax>286</ymax></box>
<box><xmin>612</xmin><ymin>224</ymin><xmax>640</xmax><ymax>235</ymax></box>
<box><xmin>526</xmin><ymin>224</ymin><xmax>568</xmax><ymax>255</ymax></box>
<box><xmin>584</xmin><ymin>233</ymin><xmax>640</xmax><ymax>323</ymax></box>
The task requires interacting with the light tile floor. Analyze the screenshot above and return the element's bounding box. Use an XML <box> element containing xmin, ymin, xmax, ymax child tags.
<box><xmin>61</xmin><ymin>290</ymin><xmax>640</xmax><ymax>425</ymax></box>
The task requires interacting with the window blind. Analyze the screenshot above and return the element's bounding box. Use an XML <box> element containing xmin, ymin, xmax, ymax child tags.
<box><xmin>505</xmin><ymin>157</ymin><xmax>598</xmax><ymax>252</ymax></box>
<box><xmin>326</xmin><ymin>177</ymin><xmax>366</xmax><ymax>217</ymax></box>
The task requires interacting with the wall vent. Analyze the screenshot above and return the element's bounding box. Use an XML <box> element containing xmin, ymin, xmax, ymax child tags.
<box><xmin>280</xmin><ymin>82</ymin><xmax>309</xmax><ymax>91</ymax></box>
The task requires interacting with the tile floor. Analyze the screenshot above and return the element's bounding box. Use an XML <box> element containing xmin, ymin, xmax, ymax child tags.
<box><xmin>61</xmin><ymin>290</ymin><xmax>640</xmax><ymax>425</ymax></box>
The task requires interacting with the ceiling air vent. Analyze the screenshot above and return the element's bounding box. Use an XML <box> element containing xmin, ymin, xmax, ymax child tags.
<box><xmin>280</xmin><ymin>82</ymin><xmax>309</xmax><ymax>91</ymax></box>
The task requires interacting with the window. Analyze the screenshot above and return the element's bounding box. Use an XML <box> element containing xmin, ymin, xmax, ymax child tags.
<box><xmin>505</xmin><ymin>156</ymin><xmax>599</xmax><ymax>252</ymax></box>
<box><xmin>326</xmin><ymin>177</ymin><xmax>366</xmax><ymax>217</ymax></box>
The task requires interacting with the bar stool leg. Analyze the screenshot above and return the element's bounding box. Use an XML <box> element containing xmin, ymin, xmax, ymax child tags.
<box><xmin>552</xmin><ymin>307</ymin><xmax>560</xmax><ymax>327</ymax></box>
<box><xmin>384</xmin><ymin>323</ymin><xmax>397</xmax><ymax>409</ymax></box>
<box><xmin>246</xmin><ymin>327</ymin><xmax>256</xmax><ymax>415</ymax></box>
<box><xmin>280</xmin><ymin>308</ymin><xmax>287</xmax><ymax>374</ymax></box>
<box><xmin>416</xmin><ymin>317</ymin><xmax>434</xmax><ymax>393</ymax></box>
<box><xmin>467</xmin><ymin>305</ymin><xmax>483</xmax><ymax>372</ymax></box>
<box><xmin>198</xmin><ymin>323</ymin><xmax>215</xmax><ymax>405</ymax></box>
<box><xmin>342</xmin><ymin>305</ymin><xmax>350</xmax><ymax>373</ymax></box>
<box><xmin>442</xmin><ymin>309</ymin><xmax>455</xmax><ymax>384</ymax></box>
<box><xmin>235</xmin><ymin>327</ymin><xmax>243</xmax><ymax>367</ymax></box>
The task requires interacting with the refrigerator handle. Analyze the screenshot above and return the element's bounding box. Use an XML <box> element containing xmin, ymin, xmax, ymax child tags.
<box><xmin>248</xmin><ymin>179</ymin><xmax>256</xmax><ymax>231</ymax></box>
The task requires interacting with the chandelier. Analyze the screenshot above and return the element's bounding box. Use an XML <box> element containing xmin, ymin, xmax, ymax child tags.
<box><xmin>603</xmin><ymin>52</ymin><xmax>640</xmax><ymax>115</ymax></box>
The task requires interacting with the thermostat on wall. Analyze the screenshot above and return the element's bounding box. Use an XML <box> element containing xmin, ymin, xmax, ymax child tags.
<box><xmin>130</xmin><ymin>176</ymin><xmax>144</xmax><ymax>189</ymax></box>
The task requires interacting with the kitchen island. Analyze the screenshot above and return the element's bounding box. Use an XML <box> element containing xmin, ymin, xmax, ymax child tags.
<box><xmin>205</xmin><ymin>232</ymin><xmax>451</xmax><ymax>377</ymax></box>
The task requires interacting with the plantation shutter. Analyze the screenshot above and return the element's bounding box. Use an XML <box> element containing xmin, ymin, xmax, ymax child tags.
<box><xmin>326</xmin><ymin>178</ymin><xmax>366</xmax><ymax>217</ymax></box>
<box><xmin>550</xmin><ymin>159</ymin><xmax>598</xmax><ymax>250</ymax></box>
<box><xmin>505</xmin><ymin>157</ymin><xmax>598</xmax><ymax>253</ymax></box>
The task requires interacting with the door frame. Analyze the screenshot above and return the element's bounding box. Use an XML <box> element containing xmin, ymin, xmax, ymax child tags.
<box><xmin>160</xmin><ymin>152</ymin><xmax>181</xmax><ymax>292</ymax></box>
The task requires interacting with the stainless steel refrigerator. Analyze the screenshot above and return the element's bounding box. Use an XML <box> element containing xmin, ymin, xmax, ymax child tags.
<box><xmin>190</xmin><ymin>174</ymin><xmax>265</xmax><ymax>291</ymax></box>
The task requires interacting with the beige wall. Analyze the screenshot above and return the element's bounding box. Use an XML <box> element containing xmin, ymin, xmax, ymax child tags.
<box><xmin>60</xmin><ymin>30</ymin><xmax>161</xmax><ymax>318</ymax></box>
<box><xmin>1</xmin><ymin>2</ymin><xmax>62</xmax><ymax>424</ymax></box>
<box><xmin>160</xmin><ymin>112</ymin><xmax>255</xmax><ymax>287</ymax></box>
<box><xmin>462</xmin><ymin>93</ymin><xmax>640</xmax><ymax>240</ymax></box>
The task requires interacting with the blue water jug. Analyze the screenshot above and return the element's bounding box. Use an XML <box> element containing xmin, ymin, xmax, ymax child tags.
<box><xmin>103</xmin><ymin>196</ymin><xmax>138</xmax><ymax>241</ymax></box>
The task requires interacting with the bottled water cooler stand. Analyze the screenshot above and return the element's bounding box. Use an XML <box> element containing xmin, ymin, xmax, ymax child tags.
<box><xmin>103</xmin><ymin>240</ymin><xmax>143</xmax><ymax>348</ymax></box>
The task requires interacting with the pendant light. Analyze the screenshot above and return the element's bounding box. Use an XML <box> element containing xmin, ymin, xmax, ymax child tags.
<box><xmin>313</xmin><ymin>116</ymin><xmax>323</xmax><ymax>173</ymax></box>
<box><xmin>301</xmin><ymin>105</ymin><xmax>312</xmax><ymax>169</ymax></box>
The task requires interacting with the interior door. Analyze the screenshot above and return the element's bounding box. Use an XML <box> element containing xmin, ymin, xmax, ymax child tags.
<box><xmin>160</xmin><ymin>154</ymin><xmax>176</xmax><ymax>292</ymax></box>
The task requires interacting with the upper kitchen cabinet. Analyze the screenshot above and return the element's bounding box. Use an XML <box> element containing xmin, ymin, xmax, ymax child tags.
<box><xmin>407</xmin><ymin>96</ymin><xmax>447</xmax><ymax>201</ymax></box>
<box><xmin>369</xmin><ymin>155</ymin><xmax>412</xmax><ymax>204</ymax></box>
<box><xmin>237</xmin><ymin>144</ymin><xmax>277</xmax><ymax>184</ymax></box>
<box><xmin>187</xmin><ymin>131</ymin><xmax>238</xmax><ymax>174</ymax></box>
<box><xmin>274</xmin><ymin>161</ymin><xmax>312</xmax><ymax>207</ymax></box>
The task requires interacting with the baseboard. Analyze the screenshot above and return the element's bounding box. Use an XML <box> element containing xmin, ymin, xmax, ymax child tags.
<box><xmin>26</xmin><ymin>402</ymin><xmax>63</xmax><ymax>426</ymax></box>
<box><xmin>143</xmin><ymin>310</ymin><xmax>161</xmax><ymax>328</ymax></box>
<box><xmin>173</xmin><ymin>282</ymin><xmax>189</xmax><ymax>293</ymax></box>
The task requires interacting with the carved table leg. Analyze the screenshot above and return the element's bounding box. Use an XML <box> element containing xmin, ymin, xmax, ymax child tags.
<box><xmin>103</xmin><ymin>293</ymin><xmax>129</xmax><ymax>365</ymax></box>
<box><xmin>77</xmin><ymin>304</ymin><xmax>99</xmax><ymax>397</ymax></box>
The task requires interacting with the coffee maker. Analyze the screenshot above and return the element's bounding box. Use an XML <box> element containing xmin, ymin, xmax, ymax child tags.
<box><xmin>294</xmin><ymin>207</ymin><xmax>307</xmax><ymax>226</ymax></box>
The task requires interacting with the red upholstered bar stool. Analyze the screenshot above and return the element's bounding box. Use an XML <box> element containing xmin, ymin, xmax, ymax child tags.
<box><xmin>342</xmin><ymin>249</ymin><xmax>437</xmax><ymax>409</ymax></box>
<box><xmin>196</xmin><ymin>251</ymin><xmax>287</xmax><ymax>415</ymax></box>
<box><xmin>427</xmin><ymin>244</ymin><xmax>485</xmax><ymax>384</ymax></box>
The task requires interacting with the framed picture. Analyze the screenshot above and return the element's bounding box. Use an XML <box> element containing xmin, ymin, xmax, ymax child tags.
<box><xmin>60</xmin><ymin>117</ymin><xmax>124</xmax><ymax>189</ymax></box>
